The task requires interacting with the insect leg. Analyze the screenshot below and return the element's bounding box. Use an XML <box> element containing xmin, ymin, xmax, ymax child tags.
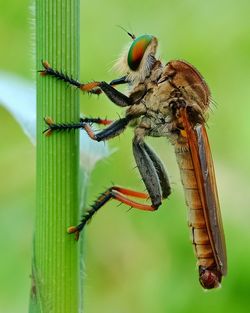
<box><xmin>68</xmin><ymin>186</ymin><xmax>157</xmax><ymax>240</ymax></box>
<box><xmin>143</xmin><ymin>142</ymin><xmax>171</xmax><ymax>199</ymax></box>
<box><xmin>44</xmin><ymin>115</ymin><xmax>133</xmax><ymax>141</ymax></box>
<box><xmin>96</xmin><ymin>81</ymin><xmax>133</xmax><ymax>106</ymax></box>
<box><xmin>43</xmin><ymin>116</ymin><xmax>113</xmax><ymax>136</ymax></box>
<box><xmin>132</xmin><ymin>135</ymin><xmax>163</xmax><ymax>209</ymax></box>
<box><xmin>109</xmin><ymin>76</ymin><xmax>128</xmax><ymax>86</ymax></box>
<box><xmin>40</xmin><ymin>61</ymin><xmax>133</xmax><ymax>106</ymax></box>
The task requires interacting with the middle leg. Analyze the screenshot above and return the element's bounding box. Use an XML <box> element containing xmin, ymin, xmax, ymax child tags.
<box><xmin>132</xmin><ymin>128</ymin><xmax>171</xmax><ymax>208</ymax></box>
<box><xmin>43</xmin><ymin>115</ymin><xmax>133</xmax><ymax>141</ymax></box>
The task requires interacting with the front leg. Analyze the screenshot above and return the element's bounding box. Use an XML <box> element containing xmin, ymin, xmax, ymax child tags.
<box><xmin>40</xmin><ymin>61</ymin><xmax>133</xmax><ymax>107</ymax></box>
<box><xmin>109</xmin><ymin>76</ymin><xmax>128</xmax><ymax>86</ymax></box>
<box><xmin>96</xmin><ymin>81</ymin><xmax>133</xmax><ymax>107</ymax></box>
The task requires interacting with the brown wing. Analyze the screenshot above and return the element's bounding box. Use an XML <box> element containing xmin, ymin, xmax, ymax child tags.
<box><xmin>181</xmin><ymin>109</ymin><xmax>227</xmax><ymax>276</ymax></box>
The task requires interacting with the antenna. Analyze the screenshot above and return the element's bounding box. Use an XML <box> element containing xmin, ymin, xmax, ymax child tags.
<box><xmin>117</xmin><ymin>25</ymin><xmax>136</xmax><ymax>40</ymax></box>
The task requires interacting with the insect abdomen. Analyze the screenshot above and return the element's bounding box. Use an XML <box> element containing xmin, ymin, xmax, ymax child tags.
<box><xmin>175</xmin><ymin>146</ymin><xmax>215</xmax><ymax>270</ymax></box>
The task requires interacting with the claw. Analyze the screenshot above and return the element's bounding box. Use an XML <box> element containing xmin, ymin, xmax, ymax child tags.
<box><xmin>42</xmin><ymin>60</ymin><xmax>51</xmax><ymax>69</ymax></box>
<box><xmin>43</xmin><ymin>116</ymin><xmax>54</xmax><ymax>136</ymax></box>
<box><xmin>39</xmin><ymin>60</ymin><xmax>51</xmax><ymax>76</ymax></box>
<box><xmin>43</xmin><ymin>128</ymin><xmax>53</xmax><ymax>136</ymax></box>
<box><xmin>44</xmin><ymin>116</ymin><xmax>54</xmax><ymax>126</ymax></box>
<box><xmin>67</xmin><ymin>226</ymin><xmax>80</xmax><ymax>241</ymax></box>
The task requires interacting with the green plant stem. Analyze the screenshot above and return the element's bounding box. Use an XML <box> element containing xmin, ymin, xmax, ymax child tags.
<box><xmin>30</xmin><ymin>1</ymin><xmax>81</xmax><ymax>312</ymax></box>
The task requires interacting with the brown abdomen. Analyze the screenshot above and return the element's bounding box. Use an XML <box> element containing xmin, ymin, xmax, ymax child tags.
<box><xmin>175</xmin><ymin>145</ymin><xmax>215</xmax><ymax>270</ymax></box>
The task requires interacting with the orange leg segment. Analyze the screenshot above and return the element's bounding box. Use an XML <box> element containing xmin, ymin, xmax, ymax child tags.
<box><xmin>112</xmin><ymin>191</ymin><xmax>156</xmax><ymax>211</ymax></box>
<box><xmin>68</xmin><ymin>186</ymin><xmax>158</xmax><ymax>240</ymax></box>
<box><xmin>112</xmin><ymin>186</ymin><xmax>148</xmax><ymax>199</ymax></box>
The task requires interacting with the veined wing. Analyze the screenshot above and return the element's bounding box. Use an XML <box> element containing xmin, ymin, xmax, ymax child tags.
<box><xmin>181</xmin><ymin>109</ymin><xmax>227</xmax><ymax>276</ymax></box>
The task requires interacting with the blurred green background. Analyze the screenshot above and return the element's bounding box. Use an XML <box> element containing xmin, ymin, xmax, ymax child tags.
<box><xmin>1</xmin><ymin>0</ymin><xmax>250</xmax><ymax>312</ymax></box>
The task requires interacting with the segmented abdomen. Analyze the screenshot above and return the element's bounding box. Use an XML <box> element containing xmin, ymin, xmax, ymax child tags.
<box><xmin>175</xmin><ymin>145</ymin><xmax>215</xmax><ymax>269</ymax></box>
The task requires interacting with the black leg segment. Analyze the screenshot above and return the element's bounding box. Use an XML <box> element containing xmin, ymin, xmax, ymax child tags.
<box><xmin>92</xmin><ymin>116</ymin><xmax>132</xmax><ymax>141</ymax></box>
<box><xmin>132</xmin><ymin>138</ymin><xmax>163</xmax><ymax>208</ymax></box>
<box><xmin>110</xmin><ymin>76</ymin><xmax>128</xmax><ymax>86</ymax></box>
<box><xmin>98</xmin><ymin>81</ymin><xmax>133</xmax><ymax>107</ymax></box>
<box><xmin>44</xmin><ymin>115</ymin><xmax>133</xmax><ymax>142</ymax></box>
<box><xmin>143</xmin><ymin>142</ymin><xmax>171</xmax><ymax>199</ymax></box>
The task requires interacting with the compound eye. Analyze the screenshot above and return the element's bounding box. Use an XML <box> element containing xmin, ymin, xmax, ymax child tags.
<box><xmin>127</xmin><ymin>34</ymin><xmax>153</xmax><ymax>71</ymax></box>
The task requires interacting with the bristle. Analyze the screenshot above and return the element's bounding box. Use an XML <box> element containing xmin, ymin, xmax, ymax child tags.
<box><xmin>112</xmin><ymin>43</ymin><xmax>131</xmax><ymax>75</ymax></box>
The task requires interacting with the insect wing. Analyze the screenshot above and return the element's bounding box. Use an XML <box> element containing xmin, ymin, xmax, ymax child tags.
<box><xmin>181</xmin><ymin>110</ymin><xmax>227</xmax><ymax>276</ymax></box>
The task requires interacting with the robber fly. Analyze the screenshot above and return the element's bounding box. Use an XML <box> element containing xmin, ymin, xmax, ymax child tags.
<box><xmin>40</xmin><ymin>31</ymin><xmax>227</xmax><ymax>289</ymax></box>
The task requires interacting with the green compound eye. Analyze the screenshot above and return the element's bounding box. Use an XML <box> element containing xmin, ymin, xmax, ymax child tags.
<box><xmin>127</xmin><ymin>34</ymin><xmax>153</xmax><ymax>71</ymax></box>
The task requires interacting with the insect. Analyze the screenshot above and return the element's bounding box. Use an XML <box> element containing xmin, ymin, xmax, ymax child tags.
<box><xmin>40</xmin><ymin>31</ymin><xmax>227</xmax><ymax>289</ymax></box>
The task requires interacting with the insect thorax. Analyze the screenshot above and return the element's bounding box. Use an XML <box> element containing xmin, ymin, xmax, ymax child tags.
<box><xmin>126</xmin><ymin>62</ymin><xmax>205</xmax><ymax>145</ymax></box>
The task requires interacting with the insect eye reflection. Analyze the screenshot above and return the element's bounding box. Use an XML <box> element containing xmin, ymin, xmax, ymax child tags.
<box><xmin>127</xmin><ymin>34</ymin><xmax>154</xmax><ymax>71</ymax></box>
